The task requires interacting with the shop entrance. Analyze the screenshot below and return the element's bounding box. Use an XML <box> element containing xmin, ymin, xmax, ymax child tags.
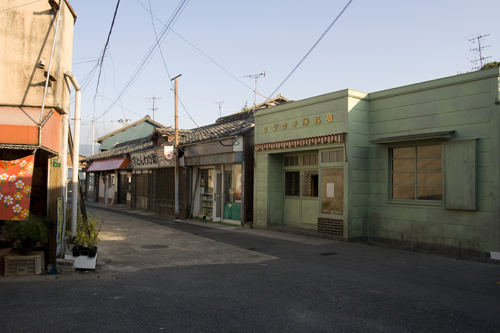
<box><xmin>213</xmin><ymin>170</ymin><xmax>222</xmax><ymax>221</ymax></box>
<box><xmin>118</xmin><ymin>173</ymin><xmax>128</xmax><ymax>204</ymax></box>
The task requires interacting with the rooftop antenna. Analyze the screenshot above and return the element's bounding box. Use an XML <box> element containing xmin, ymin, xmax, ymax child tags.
<box><xmin>244</xmin><ymin>72</ymin><xmax>265</xmax><ymax>107</ymax></box>
<box><xmin>213</xmin><ymin>101</ymin><xmax>224</xmax><ymax>117</ymax></box>
<box><xmin>117</xmin><ymin>117</ymin><xmax>131</xmax><ymax>126</ymax></box>
<box><xmin>146</xmin><ymin>96</ymin><xmax>161</xmax><ymax>122</ymax></box>
<box><xmin>466</xmin><ymin>34</ymin><xmax>491</xmax><ymax>70</ymax></box>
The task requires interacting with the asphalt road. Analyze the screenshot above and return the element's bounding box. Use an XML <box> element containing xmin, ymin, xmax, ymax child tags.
<box><xmin>1</xmin><ymin>205</ymin><xmax>500</xmax><ymax>332</ymax></box>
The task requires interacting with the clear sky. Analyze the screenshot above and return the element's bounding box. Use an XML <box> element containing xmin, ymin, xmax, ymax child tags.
<box><xmin>69</xmin><ymin>0</ymin><xmax>499</xmax><ymax>156</ymax></box>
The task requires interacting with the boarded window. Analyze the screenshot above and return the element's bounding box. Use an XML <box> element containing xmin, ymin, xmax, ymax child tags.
<box><xmin>443</xmin><ymin>140</ymin><xmax>476</xmax><ymax>210</ymax></box>
<box><xmin>284</xmin><ymin>156</ymin><xmax>299</xmax><ymax>167</ymax></box>
<box><xmin>321</xmin><ymin>150</ymin><xmax>343</xmax><ymax>163</ymax></box>
<box><xmin>391</xmin><ymin>145</ymin><xmax>442</xmax><ymax>201</ymax></box>
<box><xmin>156</xmin><ymin>168</ymin><xmax>175</xmax><ymax>201</ymax></box>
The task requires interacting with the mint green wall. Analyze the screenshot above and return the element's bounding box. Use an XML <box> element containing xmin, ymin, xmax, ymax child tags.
<box><xmin>254</xmin><ymin>68</ymin><xmax>500</xmax><ymax>252</ymax></box>
<box><xmin>346</xmin><ymin>93</ymin><xmax>370</xmax><ymax>238</ymax></box>
<box><xmin>100</xmin><ymin>122</ymin><xmax>160</xmax><ymax>150</ymax></box>
<box><xmin>367</xmin><ymin>68</ymin><xmax>500</xmax><ymax>252</ymax></box>
<box><xmin>254</xmin><ymin>91</ymin><xmax>351</xmax><ymax>229</ymax></box>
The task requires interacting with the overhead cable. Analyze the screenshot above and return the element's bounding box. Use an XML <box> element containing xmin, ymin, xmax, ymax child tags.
<box><xmin>268</xmin><ymin>0</ymin><xmax>353</xmax><ymax>98</ymax></box>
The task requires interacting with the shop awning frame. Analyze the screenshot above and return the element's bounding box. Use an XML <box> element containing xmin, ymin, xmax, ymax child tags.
<box><xmin>254</xmin><ymin>133</ymin><xmax>345</xmax><ymax>151</ymax></box>
<box><xmin>87</xmin><ymin>157</ymin><xmax>130</xmax><ymax>172</ymax></box>
<box><xmin>370</xmin><ymin>131</ymin><xmax>455</xmax><ymax>144</ymax></box>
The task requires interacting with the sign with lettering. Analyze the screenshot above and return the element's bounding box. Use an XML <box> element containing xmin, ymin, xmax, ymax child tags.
<box><xmin>263</xmin><ymin>113</ymin><xmax>335</xmax><ymax>132</ymax></box>
<box><xmin>56</xmin><ymin>196</ymin><xmax>63</xmax><ymax>255</ymax></box>
<box><xmin>130</xmin><ymin>150</ymin><xmax>159</xmax><ymax>169</ymax></box>
<box><xmin>164</xmin><ymin>146</ymin><xmax>174</xmax><ymax>160</ymax></box>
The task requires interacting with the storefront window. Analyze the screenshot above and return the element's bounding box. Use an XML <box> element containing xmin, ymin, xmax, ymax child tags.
<box><xmin>302</xmin><ymin>170</ymin><xmax>318</xmax><ymax>197</ymax></box>
<box><xmin>285</xmin><ymin>171</ymin><xmax>300</xmax><ymax>196</ymax></box>
<box><xmin>87</xmin><ymin>173</ymin><xmax>94</xmax><ymax>191</ymax></box>
<box><xmin>391</xmin><ymin>145</ymin><xmax>442</xmax><ymax>201</ymax></box>
<box><xmin>223</xmin><ymin>164</ymin><xmax>242</xmax><ymax>221</ymax></box>
<box><xmin>321</xmin><ymin>168</ymin><xmax>344</xmax><ymax>215</ymax></box>
<box><xmin>321</xmin><ymin>150</ymin><xmax>343</xmax><ymax>163</ymax></box>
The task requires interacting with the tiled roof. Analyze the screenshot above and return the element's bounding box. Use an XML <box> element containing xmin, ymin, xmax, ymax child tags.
<box><xmin>215</xmin><ymin>94</ymin><xmax>291</xmax><ymax>124</ymax></box>
<box><xmin>153</xmin><ymin>128</ymin><xmax>193</xmax><ymax>136</ymax></box>
<box><xmin>82</xmin><ymin>136</ymin><xmax>154</xmax><ymax>162</ymax></box>
<box><xmin>180</xmin><ymin>119</ymin><xmax>254</xmax><ymax>145</ymax></box>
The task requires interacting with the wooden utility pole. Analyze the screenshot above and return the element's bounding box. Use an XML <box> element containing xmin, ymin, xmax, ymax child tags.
<box><xmin>171</xmin><ymin>74</ymin><xmax>181</xmax><ymax>218</ymax></box>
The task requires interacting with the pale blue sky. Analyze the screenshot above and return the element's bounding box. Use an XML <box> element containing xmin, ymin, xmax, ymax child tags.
<box><xmin>69</xmin><ymin>0</ymin><xmax>499</xmax><ymax>156</ymax></box>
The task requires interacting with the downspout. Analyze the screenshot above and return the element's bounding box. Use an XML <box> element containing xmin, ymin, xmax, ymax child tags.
<box><xmin>39</xmin><ymin>0</ymin><xmax>63</xmax><ymax>127</ymax></box>
<box><xmin>63</xmin><ymin>70</ymin><xmax>81</xmax><ymax>234</ymax></box>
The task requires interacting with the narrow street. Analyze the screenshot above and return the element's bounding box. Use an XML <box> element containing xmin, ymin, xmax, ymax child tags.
<box><xmin>1</xmin><ymin>205</ymin><xmax>500</xmax><ymax>332</ymax></box>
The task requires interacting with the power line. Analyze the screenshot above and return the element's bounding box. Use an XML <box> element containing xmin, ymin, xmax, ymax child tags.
<box><xmin>137</xmin><ymin>0</ymin><xmax>254</xmax><ymax>93</ymax></box>
<box><xmin>94</xmin><ymin>0</ymin><xmax>121</xmax><ymax>97</ymax></box>
<box><xmin>95</xmin><ymin>0</ymin><xmax>189</xmax><ymax>121</ymax></box>
<box><xmin>268</xmin><ymin>0</ymin><xmax>354</xmax><ymax>98</ymax></box>
<box><xmin>148</xmin><ymin>0</ymin><xmax>199</xmax><ymax>128</ymax></box>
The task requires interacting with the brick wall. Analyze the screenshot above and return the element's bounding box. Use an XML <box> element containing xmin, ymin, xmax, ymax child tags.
<box><xmin>318</xmin><ymin>218</ymin><xmax>343</xmax><ymax>236</ymax></box>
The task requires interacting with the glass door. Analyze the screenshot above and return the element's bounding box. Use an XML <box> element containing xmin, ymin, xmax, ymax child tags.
<box><xmin>213</xmin><ymin>170</ymin><xmax>222</xmax><ymax>221</ymax></box>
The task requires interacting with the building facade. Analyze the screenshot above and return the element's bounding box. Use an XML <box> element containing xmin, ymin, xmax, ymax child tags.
<box><xmin>0</xmin><ymin>1</ymin><xmax>77</xmax><ymax>259</ymax></box>
<box><xmin>254</xmin><ymin>68</ymin><xmax>500</xmax><ymax>257</ymax></box>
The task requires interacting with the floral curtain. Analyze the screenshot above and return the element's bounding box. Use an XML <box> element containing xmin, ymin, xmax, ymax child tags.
<box><xmin>0</xmin><ymin>155</ymin><xmax>34</xmax><ymax>220</ymax></box>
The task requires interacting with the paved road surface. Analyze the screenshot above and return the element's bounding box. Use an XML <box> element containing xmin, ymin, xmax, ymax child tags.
<box><xmin>1</xmin><ymin>205</ymin><xmax>499</xmax><ymax>332</ymax></box>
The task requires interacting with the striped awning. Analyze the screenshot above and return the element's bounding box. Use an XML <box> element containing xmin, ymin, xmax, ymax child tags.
<box><xmin>254</xmin><ymin>133</ymin><xmax>345</xmax><ymax>151</ymax></box>
<box><xmin>87</xmin><ymin>157</ymin><xmax>129</xmax><ymax>172</ymax></box>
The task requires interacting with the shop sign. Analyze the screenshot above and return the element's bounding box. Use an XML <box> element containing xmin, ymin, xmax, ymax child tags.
<box><xmin>164</xmin><ymin>146</ymin><xmax>174</xmax><ymax>160</ymax></box>
<box><xmin>130</xmin><ymin>150</ymin><xmax>159</xmax><ymax>169</ymax></box>
<box><xmin>156</xmin><ymin>148</ymin><xmax>174</xmax><ymax>168</ymax></box>
<box><xmin>263</xmin><ymin>113</ymin><xmax>334</xmax><ymax>133</ymax></box>
<box><xmin>56</xmin><ymin>196</ymin><xmax>63</xmax><ymax>255</ymax></box>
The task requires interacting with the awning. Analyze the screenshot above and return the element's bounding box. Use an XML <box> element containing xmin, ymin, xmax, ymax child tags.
<box><xmin>254</xmin><ymin>133</ymin><xmax>344</xmax><ymax>151</ymax></box>
<box><xmin>370</xmin><ymin>131</ymin><xmax>455</xmax><ymax>144</ymax></box>
<box><xmin>87</xmin><ymin>158</ymin><xmax>130</xmax><ymax>172</ymax></box>
<box><xmin>0</xmin><ymin>106</ymin><xmax>61</xmax><ymax>153</ymax></box>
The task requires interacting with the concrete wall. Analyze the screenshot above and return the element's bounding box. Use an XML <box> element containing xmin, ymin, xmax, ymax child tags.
<box><xmin>366</xmin><ymin>68</ymin><xmax>500</xmax><ymax>252</ymax></box>
<box><xmin>0</xmin><ymin>0</ymin><xmax>76</xmax><ymax>112</ymax></box>
<box><xmin>346</xmin><ymin>92</ymin><xmax>370</xmax><ymax>239</ymax></box>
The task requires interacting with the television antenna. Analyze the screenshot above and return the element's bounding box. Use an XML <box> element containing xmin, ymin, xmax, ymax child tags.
<box><xmin>244</xmin><ymin>71</ymin><xmax>265</xmax><ymax>106</ymax></box>
<box><xmin>146</xmin><ymin>96</ymin><xmax>161</xmax><ymax>122</ymax></box>
<box><xmin>466</xmin><ymin>34</ymin><xmax>491</xmax><ymax>70</ymax></box>
<box><xmin>213</xmin><ymin>101</ymin><xmax>224</xmax><ymax>117</ymax></box>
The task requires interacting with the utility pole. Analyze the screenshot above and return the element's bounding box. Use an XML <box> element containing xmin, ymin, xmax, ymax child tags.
<box><xmin>467</xmin><ymin>34</ymin><xmax>491</xmax><ymax>70</ymax></box>
<box><xmin>244</xmin><ymin>72</ymin><xmax>265</xmax><ymax>106</ymax></box>
<box><xmin>171</xmin><ymin>74</ymin><xmax>181</xmax><ymax>218</ymax></box>
<box><xmin>91</xmin><ymin>117</ymin><xmax>95</xmax><ymax>155</ymax></box>
<box><xmin>213</xmin><ymin>101</ymin><xmax>224</xmax><ymax>117</ymax></box>
<box><xmin>146</xmin><ymin>96</ymin><xmax>161</xmax><ymax>122</ymax></box>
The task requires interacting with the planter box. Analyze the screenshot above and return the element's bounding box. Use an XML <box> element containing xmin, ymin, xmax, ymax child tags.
<box><xmin>64</xmin><ymin>251</ymin><xmax>97</xmax><ymax>269</ymax></box>
<box><xmin>4</xmin><ymin>251</ymin><xmax>44</xmax><ymax>276</ymax></box>
<box><xmin>0</xmin><ymin>248</ymin><xmax>12</xmax><ymax>275</ymax></box>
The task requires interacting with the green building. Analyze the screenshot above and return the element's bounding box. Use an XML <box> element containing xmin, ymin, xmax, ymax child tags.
<box><xmin>253</xmin><ymin>68</ymin><xmax>500</xmax><ymax>258</ymax></box>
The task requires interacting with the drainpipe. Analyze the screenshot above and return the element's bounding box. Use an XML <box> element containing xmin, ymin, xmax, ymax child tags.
<box><xmin>63</xmin><ymin>70</ymin><xmax>81</xmax><ymax>234</ymax></box>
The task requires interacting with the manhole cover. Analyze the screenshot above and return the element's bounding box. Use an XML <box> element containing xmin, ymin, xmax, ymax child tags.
<box><xmin>141</xmin><ymin>245</ymin><xmax>169</xmax><ymax>249</ymax></box>
<box><xmin>320</xmin><ymin>252</ymin><xmax>338</xmax><ymax>256</ymax></box>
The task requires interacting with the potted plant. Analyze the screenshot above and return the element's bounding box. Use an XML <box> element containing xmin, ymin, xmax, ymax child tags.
<box><xmin>86</xmin><ymin>214</ymin><xmax>103</xmax><ymax>258</ymax></box>
<box><xmin>5</xmin><ymin>214</ymin><xmax>52</xmax><ymax>255</ymax></box>
<box><xmin>65</xmin><ymin>213</ymin><xmax>103</xmax><ymax>258</ymax></box>
<box><xmin>64</xmin><ymin>213</ymin><xmax>103</xmax><ymax>269</ymax></box>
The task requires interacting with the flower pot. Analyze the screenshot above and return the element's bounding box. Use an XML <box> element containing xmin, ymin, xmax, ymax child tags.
<box><xmin>80</xmin><ymin>247</ymin><xmax>89</xmax><ymax>256</ymax></box>
<box><xmin>88</xmin><ymin>247</ymin><xmax>98</xmax><ymax>258</ymax></box>
<box><xmin>72</xmin><ymin>247</ymin><xmax>81</xmax><ymax>257</ymax></box>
